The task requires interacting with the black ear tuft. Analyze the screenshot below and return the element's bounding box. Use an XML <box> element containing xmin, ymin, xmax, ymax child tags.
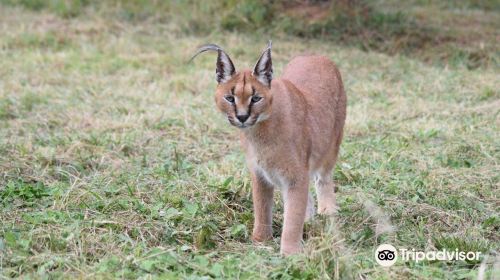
<box><xmin>216</xmin><ymin>49</ymin><xmax>236</xmax><ymax>84</ymax></box>
<box><xmin>190</xmin><ymin>44</ymin><xmax>236</xmax><ymax>84</ymax></box>
<box><xmin>252</xmin><ymin>40</ymin><xmax>273</xmax><ymax>87</ymax></box>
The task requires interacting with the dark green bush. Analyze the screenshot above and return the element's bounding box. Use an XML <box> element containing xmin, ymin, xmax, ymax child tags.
<box><xmin>220</xmin><ymin>0</ymin><xmax>274</xmax><ymax>31</ymax></box>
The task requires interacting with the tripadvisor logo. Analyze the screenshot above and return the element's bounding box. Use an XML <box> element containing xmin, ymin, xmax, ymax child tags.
<box><xmin>375</xmin><ymin>244</ymin><xmax>482</xmax><ymax>267</ymax></box>
<box><xmin>375</xmin><ymin>244</ymin><xmax>397</xmax><ymax>267</ymax></box>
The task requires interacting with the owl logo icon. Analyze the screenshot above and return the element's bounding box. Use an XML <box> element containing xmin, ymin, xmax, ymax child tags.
<box><xmin>375</xmin><ymin>244</ymin><xmax>398</xmax><ymax>267</ymax></box>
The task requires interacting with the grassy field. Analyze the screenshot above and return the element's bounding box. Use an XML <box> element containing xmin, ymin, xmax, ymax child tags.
<box><xmin>1</xmin><ymin>1</ymin><xmax>499</xmax><ymax>279</ymax></box>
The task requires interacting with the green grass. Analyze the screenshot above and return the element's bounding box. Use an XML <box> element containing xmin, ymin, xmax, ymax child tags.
<box><xmin>0</xmin><ymin>2</ymin><xmax>499</xmax><ymax>279</ymax></box>
<box><xmin>1</xmin><ymin>0</ymin><xmax>498</xmax><ymax>69</ymax></box>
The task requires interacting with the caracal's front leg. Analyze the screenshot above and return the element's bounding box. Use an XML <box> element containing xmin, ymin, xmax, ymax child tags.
<box><xmin>280</xmin><ymin>176</ymin><xmax>309</xmax><ymax>255</ymax></box>
<box><xmin>251</xmin><ymin>171</ymin><xmax>275</xmax><ymax>242</ymax></box>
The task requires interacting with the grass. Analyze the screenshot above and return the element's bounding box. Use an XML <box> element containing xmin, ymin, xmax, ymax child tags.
<box><xmin>0</xmin><ymin>1</ymin><xmax>499</xmax><ymax>279</ymax></box>
<box><xmin>1</xmin><ymin>0</ymin><xmax>498</xmax><ymax>69</ymax></box>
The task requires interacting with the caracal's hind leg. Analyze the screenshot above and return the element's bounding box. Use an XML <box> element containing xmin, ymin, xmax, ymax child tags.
<box><xmin>305</xmin><ymin>191</ymin><xmax>315</xmax><ymax>221</ymax></box>
<box><xmin>314</xmin><ymin>170</ymin><xmax>338</xmax><ymax>215</ymax></box>
<box><xmin>315</xmin><ymin>128</ymin><xmax>343</xmax><ymax>215</ymax></box>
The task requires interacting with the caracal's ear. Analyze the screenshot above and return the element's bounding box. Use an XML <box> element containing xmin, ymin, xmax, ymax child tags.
<box><xmin>252</xmin><ymin>40</ymin><xmax>273</xmax><ymax>88</ymax></box>
<box><xmin>190</xmin><ymin>44</ymin><xmax>236</xmax><ymax>84</ymax></box>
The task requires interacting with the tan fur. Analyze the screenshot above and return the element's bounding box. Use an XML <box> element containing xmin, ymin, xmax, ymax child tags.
<box><xmin>212</xmin><ymin>51</ymin><xmax>346</xmax><ymax>255</ymax></box>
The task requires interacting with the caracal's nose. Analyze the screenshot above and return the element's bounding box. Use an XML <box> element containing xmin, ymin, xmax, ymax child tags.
<box><xmin>236</xmin><ymin>114</ymin><xmax>249</xmax><ymax>123</ymax></box>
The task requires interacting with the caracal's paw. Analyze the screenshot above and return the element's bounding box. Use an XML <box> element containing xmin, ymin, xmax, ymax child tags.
<box><xmin>251</xmin><ymin>230</ymin><xmax>273</xmax><ymax>243</ymax></box>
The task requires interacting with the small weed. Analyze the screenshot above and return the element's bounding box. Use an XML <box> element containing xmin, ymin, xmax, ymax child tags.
<box><xmin>439</xmin><ymin>144</ymin><xmax>481</xmax><ymax>168</ymax></box>
<box><xmin>1</xmin><ymin>180</ymin><xmax>51</xmax><ymax>206</ymax></box>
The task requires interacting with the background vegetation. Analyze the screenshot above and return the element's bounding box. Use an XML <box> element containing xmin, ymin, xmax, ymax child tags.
<box><xmin>0</xmin><ymin>0</ymin><xmax>499</xmax><ymax>279</ymax></box>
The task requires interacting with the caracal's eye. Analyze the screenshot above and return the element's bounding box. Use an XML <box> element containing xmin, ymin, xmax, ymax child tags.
<box><xmin>251</xmin><ymin>95</ymin><xmax>262</xmax><ymax>103</ymax></box>
<box><xmin>224</xmin><ymin>95</ymin><xmax>235</xmax><ymax>103</ymax></box>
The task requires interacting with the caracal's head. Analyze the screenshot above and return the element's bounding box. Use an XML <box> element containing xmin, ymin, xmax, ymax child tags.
<box><xmin>190</xmin><ymin>42</ymin><xmax>273</xmax><ymax>129</ymax></box>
